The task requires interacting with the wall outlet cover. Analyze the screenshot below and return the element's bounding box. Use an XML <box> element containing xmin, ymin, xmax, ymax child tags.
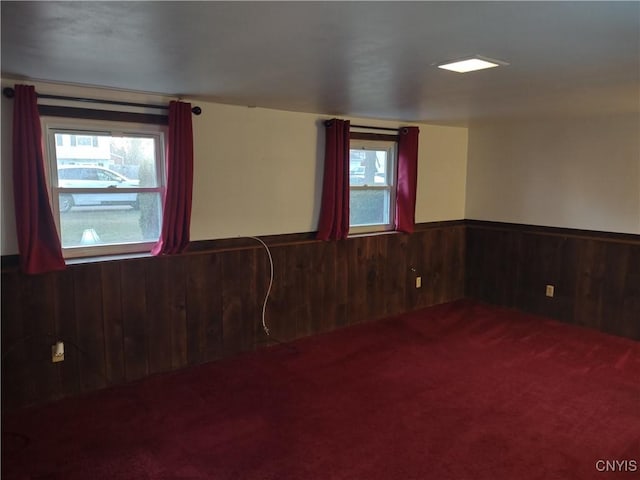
<box><xmin>51</xmin><ymin>345</ymin><xmax>64</xmax><ymax>363</ymax></box>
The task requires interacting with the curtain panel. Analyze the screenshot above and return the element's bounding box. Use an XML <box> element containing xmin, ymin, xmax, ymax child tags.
<box><xmin>317</xmin><ymin>119</ymin><xmax>350</xmax><ymax>240</ymax></box>
<box><xmin>395</xmin><ymin>126</ymin><xmax>420</xmax><ymax>233</ymax></box>
<box><xmin>152</xmin><ymin>101</ymin><xmax>194</xmax><ymax>255</ymax></box>
<box><xmin>12</xmin><ymin>84</ymin><xmax>66</xmax><ymax>274</ymax></box>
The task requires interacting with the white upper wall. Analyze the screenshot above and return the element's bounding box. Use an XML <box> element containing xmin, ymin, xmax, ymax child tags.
<box><xmin>465</xmin><ymin>114</ymin><xmax>640</xmax><ymax>234</ymax></box>
<box><xmin>0</xmin><ymin>79</ymin><xmax>468</xmax><ymax>255</ymax></box>
<box><xmin>191</xmin><ymin>105</ymin><xmax>468</xmax><ymax>240</ymax></box>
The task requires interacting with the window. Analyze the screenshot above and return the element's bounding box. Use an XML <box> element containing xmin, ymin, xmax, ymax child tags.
<box><xmin>349</xmin><ymin>138</ymin><xmax>397</xmax><ymax>234</ymax></box>
<box><xmin>75</xmin><ymin>135</ymin><xmax>94</xmax><ymax>146</ymax></box>
<box><xmin>44</xmin><ymin>118</ymin><xmax>166</xmax><ymax>258</ymax></box>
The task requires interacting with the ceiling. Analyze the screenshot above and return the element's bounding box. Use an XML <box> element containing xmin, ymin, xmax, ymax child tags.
<box><xmin>2</xmin><ymin>1</ymin><xmax>639</xmax><ymax>125</ymax></box>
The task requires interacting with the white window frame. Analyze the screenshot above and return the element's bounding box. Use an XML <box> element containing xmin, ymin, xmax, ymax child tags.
<box><xmin>42</xmin><ymin>117</ymin><xmax>167</xmax><ymax>259</ymax></box>
<box><xmin>349</xmin><ymin>139</ymin><xmax>397</xmax><ymax>235</ymax></box>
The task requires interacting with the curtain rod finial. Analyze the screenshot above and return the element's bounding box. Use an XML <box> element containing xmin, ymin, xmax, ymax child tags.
<box><xmin>191</xmin><ymin>106</ymin><xmax>202</xmax><ymax>115</ymax></box>
<box><xmin>3</xmin><ymin>87</ymin><xmax>15</xmax><ymax>99</ymax></box>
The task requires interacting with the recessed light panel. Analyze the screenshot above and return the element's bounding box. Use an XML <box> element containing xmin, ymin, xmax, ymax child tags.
<box><xmin>438</xmin><ymin>57</ymin><xmax>503</xmax><ymax>73</ymax></box>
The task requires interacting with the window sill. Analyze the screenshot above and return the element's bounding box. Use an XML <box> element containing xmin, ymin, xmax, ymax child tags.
<box><xmin>65</xmin><ymin>251</ymin><xmax>153</xmax><ymax>266</ymax></box>
<box><xmin>348</xmin><ymin>229</ymin><xmax>399</xmax><ymax>239</ymax></box>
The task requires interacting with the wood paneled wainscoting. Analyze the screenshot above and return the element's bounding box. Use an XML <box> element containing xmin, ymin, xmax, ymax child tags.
<box><xmin>466</xmin><ymin>221</ymin><xmax>640</xmax><ymax>340</ymax></box>
<box><xmin>1</xmin><ymin>221</ymin><xmax>465</xmax><ymax>410</ymax></box>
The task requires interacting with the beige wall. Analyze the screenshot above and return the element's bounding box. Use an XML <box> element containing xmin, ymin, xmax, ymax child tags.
<box><xmin>191</xmin><ymin>105</ymin><xmax>468</xmax><ymax>240</ymax></box>
<box><xmin>466</xmin><ymin>114</ymin><xmax>640</xmax><ymax>234</ymax></box>
<box><xmin>0</xmin><ymin>79</ymin><xmax>468</xmax><ymax>255</ymax></box>
<box><xmin>3</xmin><ymin>78</ymin><xmax>637</xmax><ymax>256</ymax></box>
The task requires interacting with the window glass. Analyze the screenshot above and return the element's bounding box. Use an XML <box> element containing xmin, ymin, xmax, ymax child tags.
<box><xmin>45</xmin><ymin>121</ymin><xmax>165</xmax><ymax>258</ymax></box>
<box><xmin>349</xmin><ymin>139</ymin><xmax>396</xmax><ymax>233</ymax></box>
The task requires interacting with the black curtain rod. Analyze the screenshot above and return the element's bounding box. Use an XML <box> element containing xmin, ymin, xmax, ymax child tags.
<box><xmin>2</xmin><ymin>87</ymin><xmax>202</xmax><ymax>115</ymax></box>
<box><xmin>351</xmin><ymin>124</ymin><xmax>399</xmax><ymax>132</ymax></box>
<box><xmin>324</xmin><ymin>120</ymin><xmax>402</xmax><ymax>133</ymax></box>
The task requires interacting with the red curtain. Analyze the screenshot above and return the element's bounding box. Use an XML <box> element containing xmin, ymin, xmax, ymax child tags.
<box><xmin>152</xmin><ymin>101</ymin><xmax>194</xmax><ymax>255</ymax></box>
<box><xmin>317</xmin><ymin>119</ymin><xmax>350</xmax><ymax>240</ymax></box>
<box><xmin>395</xmin><ymin>126</ymin><xmax>420</xmax><ymax>233</ymax></box>
<box><xmin>12</xmin><ymin>84</ymin><xmax>66</xmax><ymax>274</ymax></box>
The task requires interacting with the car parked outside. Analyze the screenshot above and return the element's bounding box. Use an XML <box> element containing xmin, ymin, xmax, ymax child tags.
<box><xmin>57</xmin><ymin>165</ymin><xmax>140</xmax><ymax>212</ymax></box>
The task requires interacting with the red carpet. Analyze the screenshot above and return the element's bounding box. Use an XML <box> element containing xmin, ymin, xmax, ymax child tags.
<box><xmin>2</xmin><ymin>300</ymin><xmax>639</xmax><ymax>479</ymax></box>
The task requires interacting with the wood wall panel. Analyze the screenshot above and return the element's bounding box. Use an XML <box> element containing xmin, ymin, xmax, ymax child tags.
<box><xmin>465</xmin><ymin>227</ymin><xmax>520</xmax><ymax>307</ymax></box>
<box><xmin>185</xmin><ymin>253</ymin><xmax>223</xmax><ymax>365</ymax></box>
<box><xmin>120</xmin><ymin>260</ymin><xmax>149</xmax><ymax>382</ymax></box>
<box><xmin>52</xmin><ymin>268</ymin><xmax>79</xmax><ymax>398</ymax></box>
<box><xmin>74</xmin><ymin>263</ymin><xmax>107</xmax><ymax>393</ymax></box>
<box><xmin>101</xmin><ymin>262</ymin><xmax>125</xmax><ymax>385</ymax></box>
<box><xmin>3</xmin><ymin>221</ymin><xmax>636</xmax><ymax>410</ymax></box>
<box><xmin>1</xmin><ymin>222</ymin><xmax>465</xmax><ymax>410</ymax></box>
<box><xmin>25</xmin><ymin>274</ymin><xmax>60</xmax><ymax>405</ymax></box>
<box><xmin>622</xmin><ymin>245</ymin><xmax>640</xmax><ymax>339</ymax></box>
<box><xmin>145</xmin><ymin>258</ymin><xmax>174</xmax><ymax>375</ymax></box>
<box><xmin>384</xmin><ymin>233</ymin><xmax>408</xmax><ymax>318</ymax></box>
<box><xmin>466</xmin><ymin>221</ymin><xmax>640</xmax><ymax>340</ymax></box>
<box><xmin>2</xmin><ymin>271</ymin><xmax>30</xmax><ymax>409</ymax></box>
<box><xmin>221</xmin><ymin>249</ymin><xmax>259</xmax><ymax>355</ymax></box>
<box><xmin>335</xmin><ymin>240</ymin><xmax>350</xmax><ymax>329</ymax></box>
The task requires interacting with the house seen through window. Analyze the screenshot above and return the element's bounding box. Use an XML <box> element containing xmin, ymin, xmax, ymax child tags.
<box><xmin>44</xmin><ymin>119</ymin><xmax>166</xmax><ymax>258</ymax></box>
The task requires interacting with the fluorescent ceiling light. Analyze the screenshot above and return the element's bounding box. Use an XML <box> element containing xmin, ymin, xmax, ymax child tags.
<box><xmin>438</xmin><ymin>57</ymin><xmax>507</xmax><ymax>73</ymax></box>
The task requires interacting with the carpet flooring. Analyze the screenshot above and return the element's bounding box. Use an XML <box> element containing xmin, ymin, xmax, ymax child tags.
<box><xmin>2</xmin><ymin>300</ymin><xmax>639</xmax><ymax>479</ymax></box>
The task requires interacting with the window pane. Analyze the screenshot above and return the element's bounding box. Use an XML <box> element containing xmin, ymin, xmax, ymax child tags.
<box><xmin>55</xmin><ymin>135</ymin><xmax>158</xmax><ymax>188</ymax></box>
<box><xmin>58</xmin><ymin>193</ymin><xmax>162</xmax><ymax>247</ymax></box>
<box><xmin>349</xmin><ymin>149</ymin><xmax>389</xmax><ymax>186</ymax></box>
<box><xmin>350</xmin><ymin>189</ymin><xmax>390</xmax><ymax>227</ymax></box>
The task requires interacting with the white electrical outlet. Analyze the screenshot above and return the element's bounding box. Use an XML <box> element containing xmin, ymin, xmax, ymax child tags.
<box><xmin>416</xmin><ymin>276</ymin><xmax>422</xmax><ymax>289</ymax></box>
<box><xmin>545</xmin><ymin>285</ymin><xmax>555</xmax><ymax>298</ymax></box>
<box><xmin>51</xmin><ymin>341</ymin><xmax>64</xmax><ymax>363</ymax></box>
